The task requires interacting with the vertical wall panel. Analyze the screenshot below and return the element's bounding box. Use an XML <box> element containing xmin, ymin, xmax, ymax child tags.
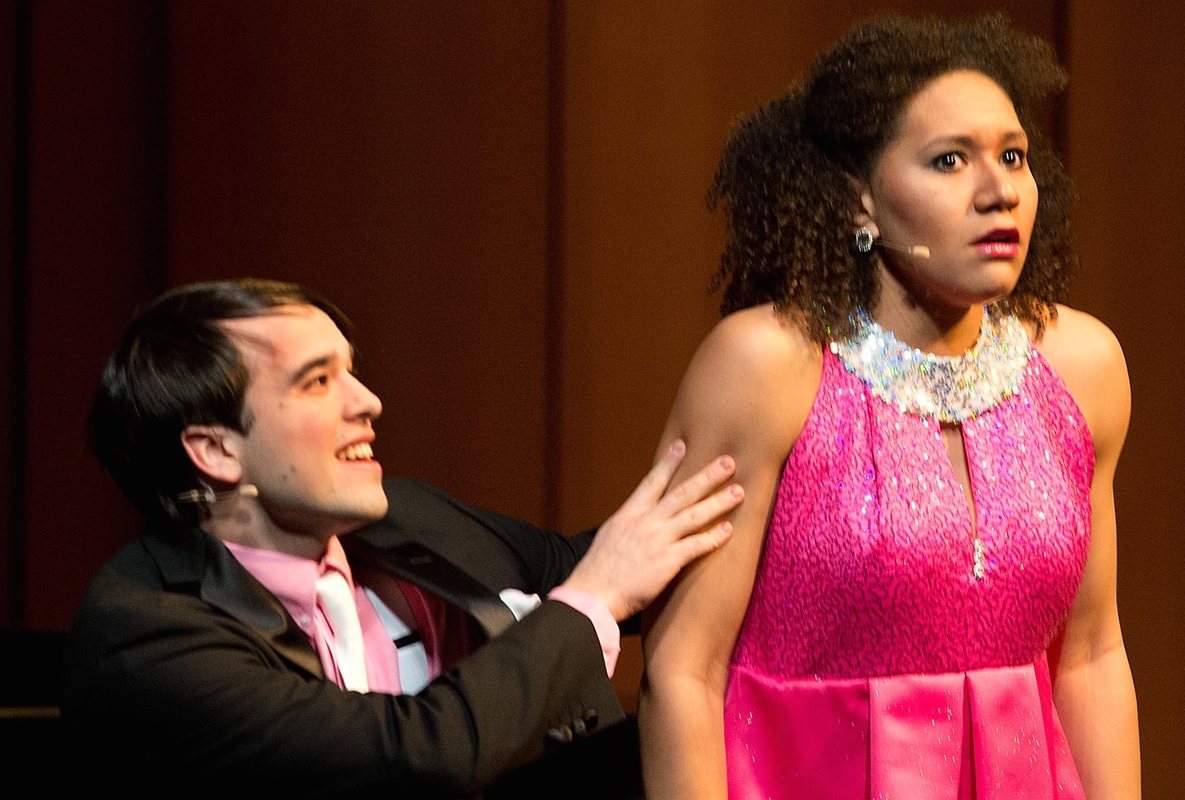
<box><xmin>165</xmin><ymin>1</ymin><xmax>552</xmax><ymax>523</ymax></box>
<box><xmin>1068</xmin><ymin>3</ymin><xmax>1185</xmax><ymax>795</ymax></box>
<box><xmin>559</xmin><ymin>2</ymin><xmax>795</xmax><ymax>535</ymax></box>
<box><xmin>21</xmin><ymin>1</ymin><xmax>165</xmax><ymax>628</ymax></box>
<box><xmin>1</xmin><ymin>3</ymin><xmax>20</xmax><ymax>627</ymax></box>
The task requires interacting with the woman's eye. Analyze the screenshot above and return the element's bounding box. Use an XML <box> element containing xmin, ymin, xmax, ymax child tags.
<box><xmin>933</xmin><ymin>152</ymin><xmax>963</xmax><ymax>172</ymax></box>
<box><xmin>1001</xmin><ymin>148</ymin><xmax>1027</xmax><ymax>169</ymax></box>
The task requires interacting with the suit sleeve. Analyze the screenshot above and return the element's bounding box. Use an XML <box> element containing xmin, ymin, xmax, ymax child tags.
<box><xmin>375</xmin><ymin>479</ymin><xmax>637</xmax><ymax>638</ymax></box>
<box><xmin>65</xmin><ymin>560</ymin><xmax>624</xmax><ymax>796</ymax></box>
<box><xmin>372</xmin><ymin>477</ymin><xmax>596</xmax><ymax>593</ymax></box>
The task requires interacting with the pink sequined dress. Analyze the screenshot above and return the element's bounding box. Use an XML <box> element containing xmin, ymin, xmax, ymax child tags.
<box><xmin>724</xmin><ymin>320</ymin><xmax>1093</xmax><ymax>799</ymax></box>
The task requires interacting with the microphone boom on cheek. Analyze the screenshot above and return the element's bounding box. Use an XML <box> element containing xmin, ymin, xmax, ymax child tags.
<box><xmin>855</xmin><ymin>227</ymin><xmax>930</xmax><ymax>259</ymax></box>
<box><xmin>877</xmin><ymin>240</ymin><xmax>931</xmax><ymax>259</ymax></box>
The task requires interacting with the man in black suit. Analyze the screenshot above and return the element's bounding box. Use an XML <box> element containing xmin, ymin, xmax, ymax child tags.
<box><xmin>65</xmin><ymin>278</ymin><xmax>741</xmax><ymax>796</ymax></box>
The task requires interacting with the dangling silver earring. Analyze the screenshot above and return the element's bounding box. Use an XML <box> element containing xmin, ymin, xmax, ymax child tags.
<box><xmin>854</xmin><ymin>226</ymin><xmax>874</xmax><ymax>253</ymax></box>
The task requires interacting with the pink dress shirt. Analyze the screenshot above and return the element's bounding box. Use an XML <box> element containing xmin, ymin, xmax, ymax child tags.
<box><xmin>226</xmin><ymin>535</ymin><xmax>621</xmax><ymax>694</ymax></box>
<box><xmin>226</xmin><ymin>537</ymin><xmax>403</xmax><ymax>693</ymax></box>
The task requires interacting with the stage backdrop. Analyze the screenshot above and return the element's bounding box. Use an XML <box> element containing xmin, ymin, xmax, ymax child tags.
<box><xmin>3</xmin><ymin>2</ymin><xmax>1180</xmax><ymax>794</ymax></box>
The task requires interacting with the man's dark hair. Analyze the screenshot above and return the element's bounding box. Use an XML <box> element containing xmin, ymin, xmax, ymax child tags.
<box><xmin>710</xmin><ymin>13</ymin><xmax>1074</xmax><ymax>342</ymax></box>
<box><xmin>90</xmin><ymin>278</ymin><xmax>353</xmax><ymax>526</ymax></box>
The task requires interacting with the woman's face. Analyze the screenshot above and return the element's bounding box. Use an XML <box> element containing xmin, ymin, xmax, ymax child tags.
<box><xmin>858</xmin><ymin>70</ymin><xmax>1039</xmax><ymax>316</ymax></box>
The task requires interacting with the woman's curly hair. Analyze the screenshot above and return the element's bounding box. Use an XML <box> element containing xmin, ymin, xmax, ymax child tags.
<box><xmin>709</xmin><ymin>13</ymin><xmax>1075</xmax><ymax>342</ymax></box>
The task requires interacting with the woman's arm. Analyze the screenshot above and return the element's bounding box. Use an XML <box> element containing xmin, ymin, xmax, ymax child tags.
<box><xmin>1037</xmin><ymin>306</ymin><xmax>1140</xmax><ymax>799</ymax></box>
<box><xmin>639</xmin><ymin>306</ymin><xmax>821</xmax><ymax>799</ymax></box>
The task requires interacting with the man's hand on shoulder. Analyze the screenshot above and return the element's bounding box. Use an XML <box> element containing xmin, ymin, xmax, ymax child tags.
<box><xmin>561</xmin><ymin>440</ymin><xmax>742</xmax><ymax>622</ymax></box>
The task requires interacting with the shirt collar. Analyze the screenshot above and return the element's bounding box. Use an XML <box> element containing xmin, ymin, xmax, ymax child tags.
<box><xmin>224</xmin><ymin>536</ymin><xmax>355</xmax><ymax>628</ymax></box>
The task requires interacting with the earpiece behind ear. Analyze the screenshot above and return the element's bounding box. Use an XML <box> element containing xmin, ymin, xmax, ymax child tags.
<box><xmin>178</xmin><ymin>483</ymin><xmax>259</xmax><ymax>504</ymax></box>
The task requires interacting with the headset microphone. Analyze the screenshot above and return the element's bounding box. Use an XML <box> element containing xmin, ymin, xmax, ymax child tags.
<box><xmin>855</xmin><ymin>227</ymin><xmax>930</xmax><ymax>259</ymax></box>
<box><xmin>877</xmin><ymin>240</ymin><xmax>931</xmax><ymax>259</ymax></box>
<box><xmin>177</xmin><ymin>483</ymin><xmax>260</xmax><ymax>504</ymax></box>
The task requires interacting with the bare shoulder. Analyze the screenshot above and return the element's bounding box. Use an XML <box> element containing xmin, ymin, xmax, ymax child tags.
<box><xmin>1032</xmin><ymin>305</ymin><xmax>1131</xmax><ymax>453</ymax></box>
<box><xmin>1033</xmin><ymin>305</ymin><xmax>1128</xmax><ymax>397</ymax></box>
<box><xmin>1034</xmin><ymin>306</ymin><xmax>1124</xmax><ymax>376</ymax></box>
<box><xmin>692</xmin><ymin>303</ymin><xmax>818</xmax><ymax>375</ymax></box>
<box><xmin>666</xmin><ymin>304</ymin><xmax>822</xmax><ymax>458</ymax></box>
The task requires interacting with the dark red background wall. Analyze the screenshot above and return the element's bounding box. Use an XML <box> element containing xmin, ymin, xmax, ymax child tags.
<box><xmin>4</xmin><ymin>2</ymin><xmax>1180</xmax><ymax>794</ymax></box>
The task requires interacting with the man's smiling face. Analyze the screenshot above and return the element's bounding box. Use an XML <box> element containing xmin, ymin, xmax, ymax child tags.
<box><xmin>224</xmin><ymin>304</ymin><xmax>387</xmax><ymax>540</ymax></box>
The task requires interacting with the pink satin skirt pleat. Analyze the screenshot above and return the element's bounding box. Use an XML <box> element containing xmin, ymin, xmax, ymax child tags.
<box><xmin>724</xmin><ymin>654</ymin><xmax>1083</xmax><ymax>799</ymax></box>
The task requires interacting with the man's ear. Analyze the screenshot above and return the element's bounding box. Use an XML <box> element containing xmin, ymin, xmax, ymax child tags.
<box><xmin>180</xmin><ymin>425</ymin><xmax>244</xmax><ymax>486</ymax></box>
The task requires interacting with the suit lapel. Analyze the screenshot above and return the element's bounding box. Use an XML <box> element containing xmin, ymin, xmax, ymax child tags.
<box><xmin>139</xmin><ymin>496</ymin><xmax>524</xmax><ymax>681</ymax></box>
<box><xmin>142</xmin><ymin>527</ymin><xmax>325</xmax><ymax>679</ymax></box>
<box><xmin>343</xmin><ymin>537</ymin><xmax>518</xmax><ymax>640</ymax></box>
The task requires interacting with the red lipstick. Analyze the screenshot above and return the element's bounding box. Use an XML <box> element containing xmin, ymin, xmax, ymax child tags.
<box><xmin>974</xmin><ymin>228</ymin><xmax>1020</xmax><ymax>258</ymax></box>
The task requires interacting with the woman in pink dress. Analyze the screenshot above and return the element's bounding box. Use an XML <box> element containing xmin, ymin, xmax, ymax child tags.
<box><xmin>639</xmin><ymin>14</ymin><xmax>1139</xmax><ymax>799</ymax></box>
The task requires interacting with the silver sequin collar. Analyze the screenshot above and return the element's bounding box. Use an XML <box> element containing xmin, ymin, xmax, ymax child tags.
<box><xmin>829</xmin><ymin>306</ymin><xmax>1031</xmax><ymax>423</ymax></box>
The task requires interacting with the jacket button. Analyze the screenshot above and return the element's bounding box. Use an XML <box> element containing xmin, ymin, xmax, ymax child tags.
<box><xmin>545</xmin><ymin>725</ymin><xmax>574</xmax><ymax>750</ymax></box>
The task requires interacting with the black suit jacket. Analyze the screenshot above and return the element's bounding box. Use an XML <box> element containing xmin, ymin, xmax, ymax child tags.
<box><xmin>64</xmin><ymin>478</ymin><xmax>632</xmax><ymax>797</ymax></box>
